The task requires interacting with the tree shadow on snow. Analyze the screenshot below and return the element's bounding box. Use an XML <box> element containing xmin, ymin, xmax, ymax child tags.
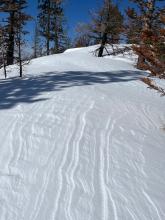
<box><xmin>0</xmin><ymin>70</ymin><xmax>144</xmax><ymax>110</ymax></box>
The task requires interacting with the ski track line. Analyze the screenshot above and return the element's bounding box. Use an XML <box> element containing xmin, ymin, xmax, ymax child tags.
<box><xmin>0</xmin><ymin>108</ymin><xmax>25</xmax><ymax>219</ymax></box>
<box><xmin>9</xmin><ymin>105</ymin><xmax>26</xmax><ymax>171</ymax></box>
<box><xmin>11</xmin><ymin>101</ymin><xmax>50</xmax><ymax>220</ymax></box>
<box><xmin>10</xmin><ymin>101</ymin><xmax>45</xmax><ymax>168</ymax></box>
<box><xmin>28</xmin><ymin>101</ymin><xmax>55</xmax><ymax>220</ymax></box>
<box><xmin>65</xmin><ymin>99</ymin><xmax>94</xmax><ymax>220</ymax></box>
<box><xmin>104</xmin><ymin>116</ymin><xmax>119</xmax><ymax>220</ymax></box>
<box><xmin>0</xmin><ymin>114</ymin><xmax>19</xmax><ymax>173</ymax></box>
<box><xmin>88</xmin><ymin>93</ymin><xmax>120</xmax><ymax>220</ymax></box>
<box><xmin>8</xmin><ymin>109</ymin><xmax>24</xmax><ymax>205</ymax></box>
<box><xmin>30</xmin><ymin>159</ymin><xmax>54</xmax><ymax>220</ymax></box>
<box><xmin>141</xmin><ymin>103</ymin><xmax>160</xmax><ymax>129</ymax></box>
<box><xmin>28</xmin><ymin>97</ymin><xmax>71</xmax><ymax>220</ymax></box>
<box><xmin>27</xmin><ymin>93</ymin><xmax>88</xmax><ymax>220</ymax></box>
<box><xmin>142</xmin><ymin>190</ymin><xmax>162</xmax><ymax>220</ymax></box>
<box><xmin>2</xmin><ymin>95</ymin><xmax>62</xmax><ymax>220</ymax></box>
<box><xmin>102</xmin><ymin>100</ymin><xmax>154</xmax><ymax>220</ymax></box>
<box><xmin>99</xmin><ymin>130</ymin><xmax>109</xmax><ymax>220</ymax></box>
<box><xmin>125</xmin><ymin>206</ymin><xmax>138</xmax><ymax>220</ymax></box>
<box><xmin>114</xmin><ymin>99</ymin><xmax>164</xmax><ymax>220</ymax></box>
<box><xmin>50</xmin><ymin>97</ymin><xmax>86</xmax><ymax>220</ymax></box>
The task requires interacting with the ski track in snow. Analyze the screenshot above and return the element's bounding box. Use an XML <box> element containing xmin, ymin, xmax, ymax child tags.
<box><xmin>0</xmin><ymin>45</ymin><xmax>165</xmax><ymax>220</ymax></box>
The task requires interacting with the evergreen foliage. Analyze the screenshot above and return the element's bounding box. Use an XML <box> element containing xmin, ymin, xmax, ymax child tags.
<box><xmin>38</xmin><ymin>0</ymin><xmax>69</xmax><ymax>55</ymax></box>
<box><xmin>127</xmin><ymin>0</ymin><xmax>165</xmax><ymax>77</ymax></box>
<box><xmin>0</xmin><ymin>0</ymin><xmax>31</xmax><ymax>77</ymax></box>
<box><xmin>94</xmin><ymin>0</ymin><xmax>123</xmax><ymax>57</ymax></box>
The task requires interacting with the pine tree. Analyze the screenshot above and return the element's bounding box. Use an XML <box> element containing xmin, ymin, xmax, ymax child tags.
<box><xmin>0</xmin><ymin>25</ymin><xmax>7</xmax><ymax>78</ymax></box>
<box><xmin>33</xmin><ymin>22</ymin><xmax>42</xmax><ymax>58</ymax></box>
<box><xmin>89</xmin><ymin>0</ymin><xmax>123</xmax><ymax>57</ymax></box>
<box><xmin>51</xmin><ymin>0</ymin><xmax>69</xmax><ymax>53</ymax></box>
<box><xmin>127</xmin><ymin>0</ymin><xmax>165</xmax><ymax>77</ymax></box>
<box><xmin>0</xmin><ymin>0</ymin><xmax>31</xmax><ymax>76</ymax></box>
<box><xmin>38</xmin><ymin>0</ymin><xmax>51</xmax><ymax>55</ymax></box>
<box><xmin>74</xmin><ymin>23</ymin><xmax>92</xmax><ymax>48</ymax></box>
<box><xmin>126</xmin><ymin>7</ymin><xmax>142</xmax><ymax>44</ymax></box>
<box><xmin>0</xmin><ymin>0</ymin><xmax>19</xmax><ymax>65</ymax></box>
<box><xmin>38</xmin><ymin>0</ymin><xmax>68</xmax><ymax>55</ymax></box>
<box><xmin>14</xmin><ymin>0</ymin><xmax>31</xmax><ymax>77</ymax></box>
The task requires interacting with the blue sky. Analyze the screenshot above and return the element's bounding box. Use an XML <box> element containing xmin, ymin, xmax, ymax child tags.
<box><xmin>26</xmin><ymin>0</ymin><xmax>132</xmax><ymax>42</ymax></box>
<box><xmin>1</xmin><ymin>0</ymin><xmax>164</xmax><ymax>43</ymax></box>
<box><xmin>64</xmin><ymin>0</ymin><xmax>135</xmax><ymax>35</ymax></box>
<box><xmin>26</xmin><ymin>0</ymin><xmax>104</xmax><ymax>40</ymax></box>
<box><xmin>8</xmin><ymin>0</ymin><xmax>165</xmax><ymax>44</ymax></box>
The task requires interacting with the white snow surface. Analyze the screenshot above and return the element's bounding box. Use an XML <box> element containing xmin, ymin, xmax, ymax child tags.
<box><xmin>0</xmin><ymin>45</ymin><xmax>165</xmax><ymax>220</ymax></box>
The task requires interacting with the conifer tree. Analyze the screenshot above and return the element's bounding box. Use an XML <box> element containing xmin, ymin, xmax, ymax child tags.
<box><xmin>127</xmin><ymin>0</ymin><xmax>165</xmax><ymax>77</ymax></box>
<box><xmin>15</xmin><ymin>0</ymin><xmax>31</xmax><ymax>77</ymax></box>
<box><xmin>89</xmin><ymin>0</ymin><xmax>123</xmax><ymax>57</ymax></box>
<box><xmin>74</xmin><ymin>23</ymin><xmax>92</xmax><ymax>48</ymax></box>
<box><xmin>38</xmin><ymin>0</ymin><xmax>68</xmax><ymax>55</ymax></box>
<box><xmin>0</xmin><ymin>0</ymin><xmax>31</xmax><ymax>76</ymax></box>
<box><xmin>126</xmin><ymin>7</ymin><xmax>141</xmax><ymax>44</ymax></box>
<box><xmin>0</xmin><ymin>26</ymin><xmax>7</xmax><ymax>78</ymax></box>
<box><xmin>52</xmin><ymin>1</ymin><xmax>69</xmax><ymax>53</ymax></box>
<box><xmin>38</xmin><ymin>0</ymin><xmax>51</xmax><ymax>55</ymax></box>
<box><xmin>33</xmin><ymin>22</ymin><xmax>42</xmax><ymax>58</ymax></box>
<box><xmin>0</xmin><ymin>0</ymin><xmax>18</xmax><ymax>65</ymax></box>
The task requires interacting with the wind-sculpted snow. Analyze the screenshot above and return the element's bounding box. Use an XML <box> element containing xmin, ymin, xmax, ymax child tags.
<box><xmin>0</xmin><ymin>45</ymin><xmax>165</xmax><ymax>220</ymax></box>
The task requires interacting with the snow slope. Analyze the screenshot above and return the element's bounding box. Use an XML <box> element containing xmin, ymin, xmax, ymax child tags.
<box><xmin>0</xmin><ymin>45</ymin><xmax>165</xmax><ymax>220</ymax></box>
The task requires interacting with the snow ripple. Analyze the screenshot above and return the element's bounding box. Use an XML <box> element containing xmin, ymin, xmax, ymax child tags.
<box><xmin>0</xmin><ymin>72</ymin><xmax>165</xmax><ymax>220</ymax></box>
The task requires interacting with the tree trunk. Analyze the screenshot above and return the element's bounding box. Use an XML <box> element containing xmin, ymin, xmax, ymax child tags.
<box><xmin>137</xmin><ymin>0</ymin><xmax>155</xmax><ymax>70</ymax></box>
<box><xmin>98</xmin><ymin>32</ymin><xmax>107</xmax><ymax>57</ymax></box>
<box><xmin>7</xmin><ymin>11</ymin><xmax>15</xmax><ymax>65</ymax></box>
<box><xmin>54</xmin><ymin>19</ymin><xmax>59</xmax><ymax>53</ymax></box>
<box><xmin>46</xmin><ymin>0</ymin><xmax>50</xmax><ymax>55</ymax></box>
<box><xmin>18</xmin><ymin>30</ymin><xmax>22</xmax><ymax>77</ymax></box>
<box><xmin>46</xmin><ymin>37</ymin><xmax>50</xmax><ymax>55</ymax></box>
<box><xmin>137</xmin><ymin>55</ymin><xmax>146</xmax><ymax>70</ymax></box>
<box><xmin>53</xmin><ymin>8</ymin><xmax>59</xmax><ymax>53</ymax></box>
<box><xmin>2</xmin><ymin>52</ymin><xmax>7</xmax><ymax>78</ymax></box>
<box><xmin>33</xmin><ymin>24</ymin><xmax>38</xmax><ymax>58</ymax></box>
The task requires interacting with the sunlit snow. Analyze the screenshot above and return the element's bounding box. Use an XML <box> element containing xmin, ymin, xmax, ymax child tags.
<box><xmin>0</xmin><ymin>45</ymin><xmax>165</xmax><ymax>220</ymax></box>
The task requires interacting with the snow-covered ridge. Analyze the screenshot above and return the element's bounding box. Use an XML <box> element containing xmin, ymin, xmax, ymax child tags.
<box><xmin>1</xmin><ymin>44</ymin><xmax>137</xmax><ymax>79</ymax></box>
<box><xmin>0</xmin><ymin>45</ymin><xmax>165</xmax><ymax>220</ymax></box>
